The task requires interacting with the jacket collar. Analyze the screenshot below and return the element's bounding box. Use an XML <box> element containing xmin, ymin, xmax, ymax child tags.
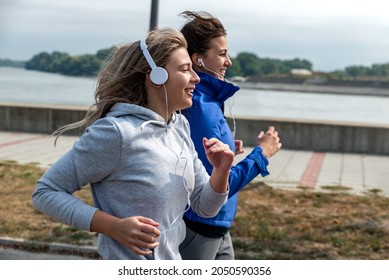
<box><xmin>195</xmin><ymin>72</ymin><xmax>240</xmax><ymax>103</ymax></box>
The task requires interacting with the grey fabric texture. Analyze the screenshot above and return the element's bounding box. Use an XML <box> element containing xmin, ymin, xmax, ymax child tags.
<box><xmin>32</xmin><ymin>103</ymin><xmax>228</xmax><ymax>260</ymax></box>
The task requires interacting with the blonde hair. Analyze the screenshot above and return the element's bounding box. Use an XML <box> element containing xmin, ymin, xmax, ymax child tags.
<box><xmin>53</xmin><ymin>28</ymin><xmax>187</xmax><ymax>141</ymax></box>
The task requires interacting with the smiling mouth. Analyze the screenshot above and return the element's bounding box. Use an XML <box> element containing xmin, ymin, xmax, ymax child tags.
<box><xmin>185</xmin><ymin>88</ymin><xmax>194</xmax><ymax>95</ymax></box>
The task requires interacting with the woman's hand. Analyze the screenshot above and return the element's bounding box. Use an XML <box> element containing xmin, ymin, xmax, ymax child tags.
<box><xmin>112</xmin><ymin>216</ymin><xmax>160</xmax><ymax>256</ymax></box>
<box><xmin>234</xmin><ymin>139</ymin><xmax>244</xmax><ymax>155</ymax></box>
<box><xmin>203</xmin><ymin>137</ymin><xmax>234</xmax><ymax>172</ymax></box>
<box><xmin>91</xmin><ymin>211</ymin><xmax>160</xmax><ymax>256</ymax></box>
<box><xmin>203</xmin><ymin>137</ymin><xmax>234</xmax><ymax>193</ymax></box>
<box><xmin>256</xmin><ymin>126</ymin><xmax>282</xmax><ymax>158</ymax></box>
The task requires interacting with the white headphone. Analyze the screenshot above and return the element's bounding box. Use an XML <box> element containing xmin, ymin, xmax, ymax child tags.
<box><xmin>197</xmin><ymin>58</ymin><xmax>205</xmax><ymax>67</ymax></box>
<box><xmin>140</xmin><ymin>38</ymin><xmax>169</xmax><ymax>85</ymax></box>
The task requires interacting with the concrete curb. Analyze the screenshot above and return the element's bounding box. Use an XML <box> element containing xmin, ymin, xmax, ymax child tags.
<box><xmin>0</xmin><ymin>236</ymin><xmax>99</xmax><ymax>259</ymax></box>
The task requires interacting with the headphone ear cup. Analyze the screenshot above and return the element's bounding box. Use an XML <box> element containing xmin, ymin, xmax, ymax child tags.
<box><xmin>150</xmin><ymin>67</ymin><xmax>168</xmax><ymax>85</ymax></box>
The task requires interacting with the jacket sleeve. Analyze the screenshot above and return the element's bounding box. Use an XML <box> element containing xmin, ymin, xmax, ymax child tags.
<box><xmin>31</xmin><ymin>119</ymin><xmax>122</xmax><ymax>231</ymax></box>
<box><xmin>228</xmin><ymin>146</ymin><xmax>269</xmax><ymax>198</ymax></box>
<box><xmin>186</xmin><ymin>104</ymin><xmax>269</xmax><ymax>198</ymax></box>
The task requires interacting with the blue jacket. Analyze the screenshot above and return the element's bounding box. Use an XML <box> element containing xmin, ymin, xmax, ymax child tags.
<box><xmin>182</xmin><ymin>72</ymin><xmax>270</xmax><ymax>229</ymax></box>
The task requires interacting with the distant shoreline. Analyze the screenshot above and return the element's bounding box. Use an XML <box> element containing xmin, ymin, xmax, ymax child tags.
<box><xmin>238</xmin><ymin>82</ymin><xmax>389</xmax><ymax>97</ymax></box>
<box><xmin>2</xmin><ymin>66</ymin><xmax>388</xmax><ymax>97</ymax></box>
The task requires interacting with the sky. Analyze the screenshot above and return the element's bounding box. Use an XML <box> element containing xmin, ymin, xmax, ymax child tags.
<box><xmin>1</xmin><ymin>0</ymin><xmax>389</xmax><ymax>71</ymax></box>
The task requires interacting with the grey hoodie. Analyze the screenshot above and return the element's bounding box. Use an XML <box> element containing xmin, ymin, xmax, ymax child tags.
<box><xmin>32</xmin><ymin>103</ymin><xmax>228</xmax><ymax>260</ymax></box>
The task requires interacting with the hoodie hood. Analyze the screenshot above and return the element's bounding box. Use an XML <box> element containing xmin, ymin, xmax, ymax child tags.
<box><xmin>106</xmin><ymin>102</ymin><xmax>177</xmax><ymax>129</ymax></box>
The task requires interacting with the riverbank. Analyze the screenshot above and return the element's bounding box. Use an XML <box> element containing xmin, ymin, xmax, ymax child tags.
<box><xmin>238</xmin><ymin>82</ymin><xmax>389</xmax><ymax>97</ymax></box>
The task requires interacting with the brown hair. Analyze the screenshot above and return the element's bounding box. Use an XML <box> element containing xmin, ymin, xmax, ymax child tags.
<box><xmin>180</xmin><ymin>11</ymin><xmax>226</xmax><ymax>57</ymax></box>
<box><xmin>53</xmin><ymin>28</ymin><xmax>187</xmax><ymax>141</ymax></box>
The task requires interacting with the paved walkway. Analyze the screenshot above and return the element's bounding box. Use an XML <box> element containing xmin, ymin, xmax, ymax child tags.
<box><xmin>0</xmin><ymin>246</ymin><xmax>91</xmax><ymax>260</ymax></box>
<box><xmin>1</xmin><ymin>130</ymin><xmax>389</xmax><ymax>197</ymax></box>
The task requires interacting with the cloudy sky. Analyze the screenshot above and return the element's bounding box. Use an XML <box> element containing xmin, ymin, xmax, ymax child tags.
<box><xmin>1</xmin><ymin>0</ymin><xmax>388</xmax><ymax>71</ymax></box>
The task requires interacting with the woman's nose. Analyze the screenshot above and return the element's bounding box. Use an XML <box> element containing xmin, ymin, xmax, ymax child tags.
<box><xmin>191</xmin><ymin>70</ymin><xmax>200</xmax><ymax>84</ymax></box>
<box><xmin>225</xmin><ymin>55</ymin><xmax>232</xmax><ymax>66</ymax></box>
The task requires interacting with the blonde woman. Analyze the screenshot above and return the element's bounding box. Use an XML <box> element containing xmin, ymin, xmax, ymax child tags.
<box><xmin>32</xmin><ymin>28</ymin><xmax>234</xmax><ymax>260</ymax></box>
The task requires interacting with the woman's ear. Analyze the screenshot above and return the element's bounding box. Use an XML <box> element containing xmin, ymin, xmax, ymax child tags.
<box><xmin>192</xmin><ymin>53</ymin><xmax>202</xmax><ymax>66</ymax></box>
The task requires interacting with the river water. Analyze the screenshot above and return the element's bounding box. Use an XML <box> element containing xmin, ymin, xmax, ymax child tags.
<box><xmin>1</xmin><ymin>67</ymin><xmax>389</xmax><ymax>125</ymax></box>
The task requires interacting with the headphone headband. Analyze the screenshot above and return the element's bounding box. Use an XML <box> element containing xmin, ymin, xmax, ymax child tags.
<box><xmin>140</xmin><ymin>38</ymin><xmax>168</xmax><ymax>85</ymax></box>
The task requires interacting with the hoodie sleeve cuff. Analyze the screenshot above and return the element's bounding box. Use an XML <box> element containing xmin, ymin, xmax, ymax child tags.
<box><xmin>197</xmin><ymin>181</ymin><xmax>228</xmax><ymax>218</ymax></box>
<box><xmin>247</xmin><ymin>146</ymin><xmax>270</xmax><ymax>177</ymax></box>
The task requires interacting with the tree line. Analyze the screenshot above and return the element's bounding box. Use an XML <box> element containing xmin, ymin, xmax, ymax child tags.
<box><xmin>2</xmin><ymin>48</ymin><xmax>388</xmax><ymax>80</ymax></box>
<box><xmin>228</xmin><ymin>53</ymin><xmax>313</xmax><ymax>77</ymax></box>
<box><xmin>22</xmin><ymin>48</ymin><xmax>313</xmax><ymax>78</ymax></box>
<box><xmin>335</xmin><ymin>64</ymin><xmax>389</xmax><ymax>79</ymax></box>
<box><xmin>0</xmin><ymin>58</ymin><xmax>25</xmax><ymax>68</ymax></box>
<box><xmin>24</xmin><ymin>47</ymin><xmax>115</xmax><ymax>77</ymax></box>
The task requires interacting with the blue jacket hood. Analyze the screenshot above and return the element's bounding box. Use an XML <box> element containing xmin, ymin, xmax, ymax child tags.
<box><xmin>195</xmin><ymin>72</ymin><xmax>240</xmax><ymax>104</ymax></box>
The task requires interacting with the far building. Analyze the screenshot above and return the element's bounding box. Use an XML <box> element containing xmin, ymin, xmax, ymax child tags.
<box><xmin>290</xmin><ymin>68</ymin><xmax>313</xmax><ymax>77</ymax></box>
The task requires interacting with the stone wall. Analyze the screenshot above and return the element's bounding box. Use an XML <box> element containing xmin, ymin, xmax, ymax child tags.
<box><xmin>2</xmin><ymin>102</ymin><xmax>389</xmax><ymax>155</ymax></box>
